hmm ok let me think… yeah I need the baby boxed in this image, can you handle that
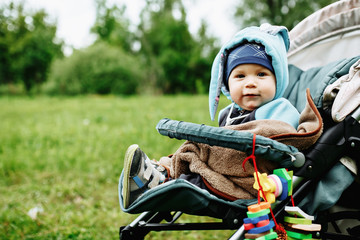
[122,24,300,208]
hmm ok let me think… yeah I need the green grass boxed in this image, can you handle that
[0,95,234,239]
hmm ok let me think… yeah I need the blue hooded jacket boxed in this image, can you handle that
[209,24,300,128]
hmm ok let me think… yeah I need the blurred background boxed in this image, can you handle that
[0,0,337,96]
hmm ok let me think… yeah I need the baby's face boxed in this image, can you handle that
[228,64,276,111]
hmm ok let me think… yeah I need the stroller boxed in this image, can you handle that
[119,0,360,239]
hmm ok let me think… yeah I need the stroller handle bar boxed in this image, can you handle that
[156,118,305,168]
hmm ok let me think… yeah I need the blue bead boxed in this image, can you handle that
[247,220,275,234]
[243,214,269,224]
[278,177,288,200]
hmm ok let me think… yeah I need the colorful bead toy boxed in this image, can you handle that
[242,138,309,240]
[247,167,323,239]
[243,202,278,240]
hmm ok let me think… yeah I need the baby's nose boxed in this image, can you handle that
[245,77,257,87]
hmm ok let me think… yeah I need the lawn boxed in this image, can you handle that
[0,95,234,239]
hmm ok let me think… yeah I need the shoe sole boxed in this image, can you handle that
[122,144,139,208]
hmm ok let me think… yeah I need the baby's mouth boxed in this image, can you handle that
[244,94,259,97]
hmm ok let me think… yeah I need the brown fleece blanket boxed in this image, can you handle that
[159,89,323,200]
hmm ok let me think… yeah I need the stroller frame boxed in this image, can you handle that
[119,107,360,240]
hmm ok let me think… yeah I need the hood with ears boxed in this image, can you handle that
[209,24,290,121]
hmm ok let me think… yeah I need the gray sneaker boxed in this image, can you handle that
[122,144,166,208]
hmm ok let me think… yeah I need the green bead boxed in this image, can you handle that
[286,230,312,239]
[247,208,270,218]
[284,216,312,225]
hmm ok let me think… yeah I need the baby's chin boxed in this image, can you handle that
[241,105,257,111]
[242,102,269,111]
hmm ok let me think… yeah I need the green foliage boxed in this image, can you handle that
[0,95,232,239]
[44,0,219,96]
[234,0,338,30]
[91,0,134,52]
[189,21,220,94]
[0,2,63,92]
[44,42,143,95]
[138,0,218,94]
[2,0,339,95]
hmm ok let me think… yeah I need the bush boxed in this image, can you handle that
[44,42,143,95]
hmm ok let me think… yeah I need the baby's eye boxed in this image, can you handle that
[257,72,266,77]
[236,74,245,78]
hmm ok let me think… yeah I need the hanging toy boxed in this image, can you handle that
[241,134,287,239]
[244,137,322,240]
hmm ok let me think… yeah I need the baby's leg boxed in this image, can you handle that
[122,144,168,208]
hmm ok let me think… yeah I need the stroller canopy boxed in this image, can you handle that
[288,0,360,70]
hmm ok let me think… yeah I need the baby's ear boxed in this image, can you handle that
[260,23,290,51]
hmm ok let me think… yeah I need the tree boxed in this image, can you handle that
[45,42,143,95]
[188,20,220,94]
[0,2,18,85]
[234,0,338,30]
[137,0,218,94]
[0,2,63,92]
[91,0,134,52]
